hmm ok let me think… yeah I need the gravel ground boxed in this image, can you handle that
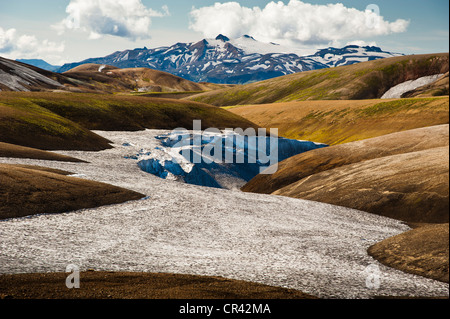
[0,129,448,299]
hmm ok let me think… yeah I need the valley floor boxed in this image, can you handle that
[0,129,448,299]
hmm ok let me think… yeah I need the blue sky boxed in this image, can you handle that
[0,0,448,65]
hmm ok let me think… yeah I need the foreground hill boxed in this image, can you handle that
[243,125,449,195]
[0,164,145,220]
[0,57,225,94]
[188,53,449,106]
[369,224,449,283]
[227,97,449,144]
[272,146,449,224]
[0,271,316,299]
[0,92,257,151]
[244,125,449,224]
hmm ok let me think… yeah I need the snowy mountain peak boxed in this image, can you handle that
[215,34,231,42]
[57,36,403,84]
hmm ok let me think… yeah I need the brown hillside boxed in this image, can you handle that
[272,147,449,224]
[243,125,449,195]
[1,58,229,94]
[368,224,449,283]
[188,53,449,106]
[64,64,211,93]
[0,272,317,299]
[0,164,145,220]
[0,92,257,151]
[228,97,449,144]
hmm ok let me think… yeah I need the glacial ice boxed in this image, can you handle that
[381,74,444,99]
[132,130,327,189]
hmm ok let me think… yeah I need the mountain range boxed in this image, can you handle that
[55,35,403,84]
[16,59,61,72]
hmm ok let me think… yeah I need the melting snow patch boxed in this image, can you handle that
[381,74,444,99]
[68,173,88,178]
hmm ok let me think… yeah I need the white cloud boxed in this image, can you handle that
[54,0,170,40]
[0,27,65,64]
[189,1,410,47]
[346,40,378,47]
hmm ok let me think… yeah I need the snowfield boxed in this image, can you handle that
[381,74,445,99]
[0,129,448,299]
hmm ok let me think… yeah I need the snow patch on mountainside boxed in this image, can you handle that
[381,74,445,99]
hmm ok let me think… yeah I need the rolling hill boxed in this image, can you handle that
[57,35,402,84]
[242,125,449,195]
[227,97,449,144]
[1,57,226,94]
[243,125,449,224]
[368,223,449,283]
[0,92,258,151]
[0,271,316,299]
[188,53,449,106]
[62,63,229,94]
[0,164,145,220]
[0,57,66,92]
[0,142,85,162]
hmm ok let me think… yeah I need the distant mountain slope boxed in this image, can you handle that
[0,57,224,94]
[0,163,145,220]
[57,35,402,84]
[242,125,449,195]
[309,45,401,68]
[189,53,449,105]
[16,59,61,72]
[402,72,449,98]
[0,57,65,92]
[63,63,225,93]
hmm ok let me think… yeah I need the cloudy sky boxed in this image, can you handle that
[0,0,448,65]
